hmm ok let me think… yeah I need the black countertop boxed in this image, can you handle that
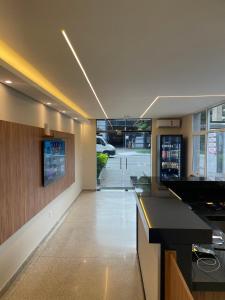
[192,248,225,291]
[133,177,212,245]
[133,176,225,292]
[162,176,225,204]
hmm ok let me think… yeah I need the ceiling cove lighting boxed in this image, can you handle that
[140,96,159,118]
[61,29,112,127]
[4,80,12,84]
[0,40,89,119]
[140,94,225,118]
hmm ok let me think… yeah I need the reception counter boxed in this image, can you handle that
[133,177,225,300]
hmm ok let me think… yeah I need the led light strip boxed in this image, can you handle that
[0,40,89,119]
[140,96,159,118]
[168,188,182,201]
[62,30,112,127]
[140,94,225,118]
[139,197,152,228]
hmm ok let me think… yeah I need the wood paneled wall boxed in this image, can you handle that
[0,120,75,245]
[165,251,194,300]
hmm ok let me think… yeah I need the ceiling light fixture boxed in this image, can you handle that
[0,40,89,119]
[61,110,66,114]
[46,102,52,105]
[5,80,12,84]
[140,96,159,118]
[140,94,225,118]
[74,117,78,120]
[61,29,112,127]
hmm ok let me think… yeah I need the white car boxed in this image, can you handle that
[96,135,116,156]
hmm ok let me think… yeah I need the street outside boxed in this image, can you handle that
[99,148,151,188]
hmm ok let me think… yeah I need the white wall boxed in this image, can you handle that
[82,119,97,190]
[0,83,84,291]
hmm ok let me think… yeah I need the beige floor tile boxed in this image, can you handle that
[1,191,144,300]
[2,256,144,300]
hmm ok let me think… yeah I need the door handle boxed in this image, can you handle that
[120,157,122,169]
[126,157,127,170]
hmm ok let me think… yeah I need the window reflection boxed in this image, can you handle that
[208,104,225,130]
[96,119,151,133]
[193,111,206,132]
[207,132,225,179]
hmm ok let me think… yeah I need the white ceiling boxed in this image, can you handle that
[1,0,225,119]
[0,66,52,104]
[0,66,86,120]
[148,96,225,118]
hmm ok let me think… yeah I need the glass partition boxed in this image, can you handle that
[192,135,205,176]
[96,119,151,189]
[207,132,225,179]
[96,119,151,133]
[193,111,206,132]
[208,104,225,130]
[192,103,225,177]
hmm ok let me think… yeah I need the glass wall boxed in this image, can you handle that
[96,119,151,133]
[192,135,205,176]
[192,103,225,179]
[208,103,225,130]
[192,111,206,176]
[193,111,206,132]
[207,132,225,179]
[96,119,151,148]
[96,119,151,189]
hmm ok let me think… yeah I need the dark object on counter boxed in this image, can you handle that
[163,177,225,204]
[192,244,216,261]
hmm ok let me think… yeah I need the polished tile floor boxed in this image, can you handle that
[1,191,145,300]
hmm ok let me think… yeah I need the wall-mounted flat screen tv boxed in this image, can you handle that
[42,139,65,186]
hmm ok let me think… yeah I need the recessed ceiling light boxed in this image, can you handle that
[5,80,12,84]
[61,29,112,127]
[46,102,52,105]
[61,110,66,114]
[74,117,78,120]
[0,40,89,119]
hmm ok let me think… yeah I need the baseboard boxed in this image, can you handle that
[0,191,81,297]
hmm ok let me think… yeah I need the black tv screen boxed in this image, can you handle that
[43,139,65,186]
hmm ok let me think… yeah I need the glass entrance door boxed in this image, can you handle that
[122,132,151,187]
[96,119,151,190]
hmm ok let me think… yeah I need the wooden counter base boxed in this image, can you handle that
[165,251,193,300]
[165,251,225,300]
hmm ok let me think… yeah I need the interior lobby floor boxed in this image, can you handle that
[1,191,145,300]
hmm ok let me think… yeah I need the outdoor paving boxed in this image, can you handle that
[100,149,151,188]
